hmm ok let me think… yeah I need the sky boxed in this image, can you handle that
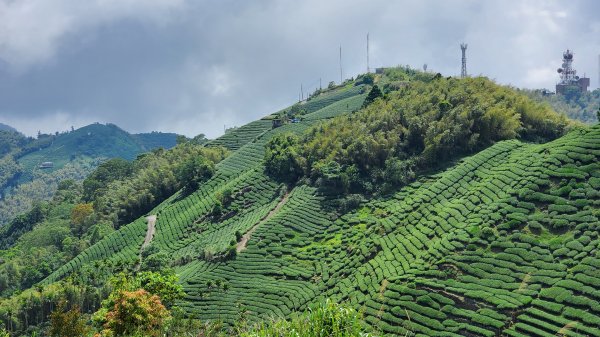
[0,0,599,138]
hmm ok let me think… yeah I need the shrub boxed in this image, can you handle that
[264,133,303,183]
[49,301,90,337]
[99,289,171,337]
[239,299,370,337]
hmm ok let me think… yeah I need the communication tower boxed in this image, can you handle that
[556,49,589,94]
[460,43,468,78]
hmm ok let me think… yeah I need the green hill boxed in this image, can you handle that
[0,124,18,133]
[0,123,180,227]
[17,123,163,180]
[1,69,599,337]
[132,131,179,151]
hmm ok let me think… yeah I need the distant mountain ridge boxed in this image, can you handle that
[0,122,180,226]
[0,123,18,133]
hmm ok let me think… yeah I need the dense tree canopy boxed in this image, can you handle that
[266,76,570,194]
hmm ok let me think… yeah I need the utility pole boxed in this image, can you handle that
[301,84,304,101]
[339,45,343,83]
[367,33,370,73]
[319,78,322,90]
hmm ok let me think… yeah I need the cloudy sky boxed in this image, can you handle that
[0,0,599,138]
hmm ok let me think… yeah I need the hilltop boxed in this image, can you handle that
[0,124,18,133]
[0,68,599,337]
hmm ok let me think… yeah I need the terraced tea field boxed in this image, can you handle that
[41,80,600,336]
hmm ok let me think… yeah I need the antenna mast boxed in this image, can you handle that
[339,45,343,83]
[367,33,370,73]
[460,43,468,78]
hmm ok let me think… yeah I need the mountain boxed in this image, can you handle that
[133,131,179,151]
[0,123,180,226]
[0,123,18,133]
[0,68,599,337]
[17,123,176,179]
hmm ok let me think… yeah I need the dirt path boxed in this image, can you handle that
[237,193,289,253]
[135,215,157,271]
[142,215,157,249]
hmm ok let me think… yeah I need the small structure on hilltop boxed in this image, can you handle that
[39,162,54,169]
[556,49,590,95]
[272,118,284,129]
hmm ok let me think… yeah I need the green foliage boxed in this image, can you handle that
[2,67,599,337]
[93,272,182,336]
[525,88,600,124]
[99,288,171,337]
[83,158,133,201]
[240,300,369,337]
[177,155,216,194]
[0,158,100,226]
[361,84,382,108]
[49,301,90,337]
[93,144,227,227]
[264,133,303,183]
[296,76,568,194]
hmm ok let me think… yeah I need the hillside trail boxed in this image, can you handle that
[142,215,157,249]
[136,215,157,270]
[237,192,289,253]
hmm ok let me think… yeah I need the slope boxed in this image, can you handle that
[41,83,368,287]
[10,71,598,336]
[0,123,17,133]
[18,123,155,180]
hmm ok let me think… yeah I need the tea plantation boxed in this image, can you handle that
[39,81,600,336]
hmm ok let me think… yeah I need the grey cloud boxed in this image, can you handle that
[0,0,598,138]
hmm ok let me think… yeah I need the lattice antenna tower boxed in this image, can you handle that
[557,49,576,84]
[460,43,468,78]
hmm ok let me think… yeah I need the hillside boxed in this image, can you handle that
[1,69,598,336]
[0,123,179,226]
[0,124,18,133]
[16,123,176,181]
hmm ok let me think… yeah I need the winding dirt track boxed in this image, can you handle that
[237,193,289,253]
[142,215,157,249]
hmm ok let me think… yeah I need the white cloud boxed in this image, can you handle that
[0,110,98,136]
[1,0,599,139]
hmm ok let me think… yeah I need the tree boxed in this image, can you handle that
[71,203,94,227]
[362,84,383,107]
[82,158,133,201]
[101,289,171,337]
[49,301,90,337]
[177,156,215,193]
[264,133,303,183]
[597,107,600,122]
